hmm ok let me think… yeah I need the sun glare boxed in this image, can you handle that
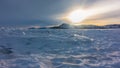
[67,9,91,23]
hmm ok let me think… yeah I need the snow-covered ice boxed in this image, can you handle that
[0,28,120,68]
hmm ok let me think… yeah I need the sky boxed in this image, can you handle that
[0,0,120,26]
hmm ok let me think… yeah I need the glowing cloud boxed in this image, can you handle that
[63,0,120,25]
[67,9,90,23]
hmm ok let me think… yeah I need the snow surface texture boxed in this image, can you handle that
[0,28,120,68]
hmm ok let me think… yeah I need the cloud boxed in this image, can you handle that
[79,0,120,25]
[0,0,120,26]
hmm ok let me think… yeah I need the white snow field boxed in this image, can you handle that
[0,28,120,68]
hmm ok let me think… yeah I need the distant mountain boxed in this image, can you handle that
[49,23,74,29]
[29,23,73,29]
[29,23,120,29]
[105,24,120,29]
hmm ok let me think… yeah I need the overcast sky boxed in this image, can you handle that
[0,0,120,26]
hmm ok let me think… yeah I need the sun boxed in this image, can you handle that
[66,9,91,24]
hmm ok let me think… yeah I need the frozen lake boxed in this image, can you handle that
[0,29,120,68]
